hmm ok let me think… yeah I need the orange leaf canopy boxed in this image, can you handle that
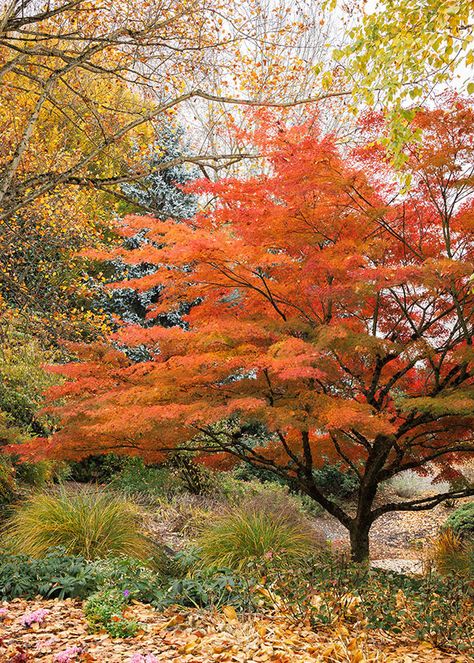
[19,103,474,482]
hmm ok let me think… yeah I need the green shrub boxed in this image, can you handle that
[261,552,473,651]
[167,452,218,495]
[133,546,253,610]
[0,456,17,506]
[155,567,251,610]
[443,501,474,540]
[15,459,70,487]
[232,462,287,485]
[296,492,326,517]
[312,463,359,499]
[68,454,127,483]
[0,550,172,602]
[0,320,58,435]
[109,457,172,500]
[0,548,98,599]
[197,492,324,570]
[2,487,153,560]
[220,476,280,503]
[84,588,140,638]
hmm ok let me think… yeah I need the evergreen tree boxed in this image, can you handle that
[123,124,198,219]
[104,124,198,329]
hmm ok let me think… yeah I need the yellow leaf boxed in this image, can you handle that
[321,71,333,90]
[255,621,267,637]
[178,641,198,654]
[222,605,238,621]
[160,614,185,629]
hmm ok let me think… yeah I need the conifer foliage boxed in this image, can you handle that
[122,124,198,220]
[18,100,474,560]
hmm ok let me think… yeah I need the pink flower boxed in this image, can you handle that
[129,654,159,663]
[21,608,49,627]
[0,608,8,618]
[54,646,83,662]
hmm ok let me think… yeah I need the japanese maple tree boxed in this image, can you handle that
[20,100,474,561]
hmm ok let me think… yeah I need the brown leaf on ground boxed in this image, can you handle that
[0,599,471,663]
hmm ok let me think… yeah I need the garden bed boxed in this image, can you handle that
[0,598,470,662]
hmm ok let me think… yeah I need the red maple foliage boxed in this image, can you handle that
[17,99,474,560]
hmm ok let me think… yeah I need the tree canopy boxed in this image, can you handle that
[17,98,474,560]
[332,0,474,164]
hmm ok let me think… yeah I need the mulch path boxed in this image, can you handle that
[315,496,473,561]
[0,598,471,663]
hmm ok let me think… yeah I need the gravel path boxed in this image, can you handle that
[313,494,473,564]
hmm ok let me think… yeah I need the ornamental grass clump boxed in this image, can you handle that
[197,492,324,570]
[2,487,152,560]
[432,528,473,578]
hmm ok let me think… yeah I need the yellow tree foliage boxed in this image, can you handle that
[329,0,474,165]
[0,56,152,337]
[0,0,339,221]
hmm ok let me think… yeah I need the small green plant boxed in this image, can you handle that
[68,454,128,483]
[0,548,98,599]
[442,501,474,540]
[311,463,359,499]
[197,493,323,570]
[84,588,140,638]
[2,487,152,560]
[92,555,170,604]
[154,567,252,610]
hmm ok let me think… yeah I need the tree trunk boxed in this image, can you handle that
[348,434,395,562]
[349,519,371,563]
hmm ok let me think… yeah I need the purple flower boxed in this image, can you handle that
[21,608,49,627]
[54,646,82,662]
[123,589,130,598]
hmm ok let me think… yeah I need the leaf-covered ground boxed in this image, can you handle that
[315,496,471,563]
[0,598,470,663]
